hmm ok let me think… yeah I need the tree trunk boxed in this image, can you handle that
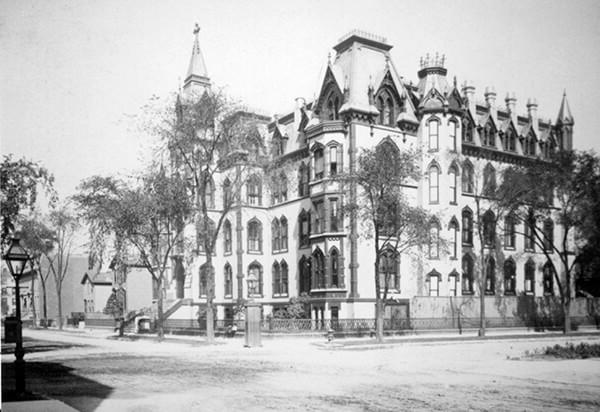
[478,252,486,337]
[205,254,215,344]
[156,277,164,340]
[375,299,384,343]
[563,298,571,334]
[31,274,37,328]
[57,284,63,330]
[41,280,48,327]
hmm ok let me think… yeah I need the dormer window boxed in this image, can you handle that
[524,132,536,156]
[375,89,397,127]
[504,129,516,152]
[462,119,473,143]
[481,123,495,147]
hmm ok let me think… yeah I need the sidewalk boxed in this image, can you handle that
[3,400,79,412]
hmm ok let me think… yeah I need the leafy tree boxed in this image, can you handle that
[500,150,599,333]
[340,143,434,343]
[75,169,192,339]
[154,89,267,343]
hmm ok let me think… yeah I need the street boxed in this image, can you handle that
[2,329,600,411]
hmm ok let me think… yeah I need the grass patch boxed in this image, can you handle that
[542,342,600,359]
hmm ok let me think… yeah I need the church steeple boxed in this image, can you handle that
[556,90,574,126]
[183,23,210,93]
[555,91,574,150]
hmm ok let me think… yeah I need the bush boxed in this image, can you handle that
[544,342,600,359]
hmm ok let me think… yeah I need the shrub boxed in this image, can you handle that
[543,342,600,359]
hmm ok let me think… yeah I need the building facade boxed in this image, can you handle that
[164,29,575,326]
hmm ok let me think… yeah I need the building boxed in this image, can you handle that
[163,29,575,327]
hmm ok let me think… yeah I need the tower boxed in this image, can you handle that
[183,23,210,94]
[555,91,574,151]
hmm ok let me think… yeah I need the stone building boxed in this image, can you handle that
[164,29,575,326]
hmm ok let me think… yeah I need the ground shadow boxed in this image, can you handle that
[2,361,113,412]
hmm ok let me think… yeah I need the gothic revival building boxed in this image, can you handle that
[166,29,574,325]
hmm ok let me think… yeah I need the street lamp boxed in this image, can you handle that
[247,271,258,299]
[244,270,261,347]
[3,238,31,396]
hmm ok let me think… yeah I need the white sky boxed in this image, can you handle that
[2,0,599,199]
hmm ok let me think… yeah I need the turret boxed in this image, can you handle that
[555,91,574,150]
[183,23,210,94]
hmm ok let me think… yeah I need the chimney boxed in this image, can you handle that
[526,98,538,120]
[461,80,475,112]
[505,92,516,115]
[484,86,497,108]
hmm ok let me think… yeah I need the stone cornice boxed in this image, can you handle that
[305,120,346,139]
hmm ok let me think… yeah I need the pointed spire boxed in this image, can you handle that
[556,90,574,125]
[183,23,210,92]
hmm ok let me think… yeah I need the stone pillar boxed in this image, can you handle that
[244,302,262,347]
[348,122,359,297]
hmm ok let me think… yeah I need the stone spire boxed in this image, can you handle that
[556,90,574,125]
[183,23,210,93]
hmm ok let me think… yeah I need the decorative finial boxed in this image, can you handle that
[327,51,331,65]
[385,54,390,69]
[453,76,457,88]
[441,54,446,67]
[193,23,200,35]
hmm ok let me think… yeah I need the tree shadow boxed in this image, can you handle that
[514,295,564,331]
[2,361,113,412]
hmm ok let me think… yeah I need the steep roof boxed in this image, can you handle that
[556,91,574,125]
[183,24,210,90]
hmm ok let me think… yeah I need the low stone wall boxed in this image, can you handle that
[84,312,115,329]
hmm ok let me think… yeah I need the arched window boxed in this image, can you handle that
[223,178,232,209]
[524,259,535,294]
[313,248,325,289]
[197,218,216,254]
[299,209,311,247]
[247,262,263,297]
[199,264,213,298]
[448,269,459,296]
[504,258,516,295]
[273,260,289,296]
[223,219,232,254]
[377,96,385,125]
[428,118,439,151]
[272,261,280,296]
[247,174,262,205]
[543,261,554,296]
[462,254,474,294]
[378,248,400,291]
[462,161,474,194]
[483,163,496,196]
[462,118,473,143]
[449,119,458,151]
[203,174,215,209]
[298,162,309,197]
[247,219,262,253]
[429,219,440,259]
[314,147,324,180]
[330,198,340,232]
[448,164,458,204]
[462,208,473,246]
[280,216,288,251]
[524,218,535,251]
[482,122,495,147]
[483,210,496,247]
[329,145,342,176]
[330,247,340,288]
[485,257,495,294]
[271,218,281,252]
[299,256,311,294]
[449,218,459,259]
[325,92,340,121]
[525,132,536,156]
[426,270,440,296]
[224,263,233,297]
[543,219,554,252]
[428,163,440,204]
[504,214,516,249]
[504,129,516,152]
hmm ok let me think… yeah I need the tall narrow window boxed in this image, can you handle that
[377,96,385,125]
[504,215,516,249]
[525,259,535,294]
[247,175,261,205]
[378,248,399,291]
[449,218,459,259]
[299,210,310,247]
[429,220,440,259]
[223,219,232,254]
[280,260,288,295]
[271,218,280,252]
[462,209,473,246]
[503,259,516,295]
[448,270,459,296]
[203,175,215,209]
[313,249,325,289]
[543,262,554,295]
[485,257,495,294]
[247,262,263,297]
[247,219,262,253]
[280,217,288,251]
[462,254,474,294]
[449,119,458,151]
[329,146,338,176]
[524,219,535,251]
[299,256,311,294]
[428,119,439,151]
[272,261,281,296]
[224,264,233,297]
[449,165,458,204]
[483,163,496,196]
[223,178,232,209]
[330,198,339,232]
[462,119,473,142]
[280,172,288,202]
[543,219,554,252]
[298,163,309,197]
[199,264,212,298]
[427,271,440,296]
[429,164,439,204]
[462,161,474,194]
[330,248,339,288]
[314,201,324,234]
[314,148,324,180]
[483,210,495,247]
[385,98,394,126]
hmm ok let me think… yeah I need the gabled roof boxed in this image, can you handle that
[419,87,446,110]
[478,112,497,130]
[520,122,537,140]
[81,271,113,285]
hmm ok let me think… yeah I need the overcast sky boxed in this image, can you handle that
[2,0,599,199]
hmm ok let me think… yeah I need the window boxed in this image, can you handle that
[298,162,309,197]
[462,254,474,294]
[313,249,325,289]
[223,219,232,254]
[280,217,288,251]
[504,215,516,249]
[524,259,535,294]
[247,262,263,297]
[483,163,496,196]
[272,261,288,297]
[299,256,311,294]
[481,123,495,147]
[203,174,215,209]
[524,133,536,156]
[199,264,212,298]
[330,248,340,287]
[223,178,232,209]
[428,164,440,204]
[325,93,340,121]
[428,118,439,151]
[314,201,324,234]
[543,219,554,252]
[329,145,341,176]
[462,118,473,142]
[504,259,516,295]
[330,198,340,232]
[271,218,281,252]
[197,218,216,254]
[427,270,440,296]
[504,130,516,152]
[449,218,459,259]
[299,210,311,247]
[543,262,554,295]
[448,270,459,296]
[247,175,262,205]
[247,219,262,253]
[485,257,495,294]
[462,208,473,246]
[378,248,400,291]
[429,220,440,259]
[524,219,535,251]
[449,165,458,204]
[224,264,233,297]
[314,147,324,180]
[449,119,458,151]
[279,172,288,202]
[377,92,396,126]
[483,210,495,247]
[462,161,474,194]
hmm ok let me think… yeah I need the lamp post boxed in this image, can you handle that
[244,271,261,347]
[3,238,31,396]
